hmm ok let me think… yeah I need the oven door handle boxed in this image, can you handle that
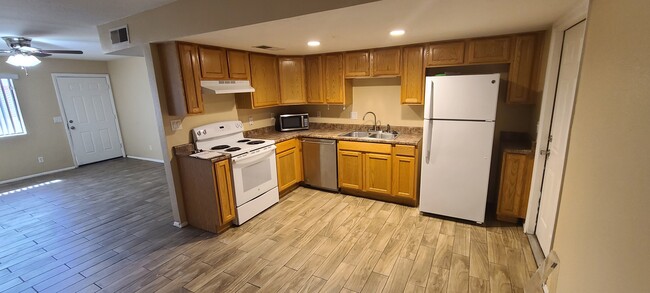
[231,145,276,165]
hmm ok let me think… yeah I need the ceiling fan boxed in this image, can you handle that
[1,36,83,67]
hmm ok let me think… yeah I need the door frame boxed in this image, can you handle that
[51,73,126,167]
[523,0,589,235]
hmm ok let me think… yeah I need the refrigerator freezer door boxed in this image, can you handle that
[419,120,495,223]
[424,74,500,121]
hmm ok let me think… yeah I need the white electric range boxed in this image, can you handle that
[191,120,278,225]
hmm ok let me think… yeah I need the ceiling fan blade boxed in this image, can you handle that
[32,52,52,57]
[40,50,83,54]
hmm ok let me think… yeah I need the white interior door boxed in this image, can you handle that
[536,21,587,255]
[54,76,124,165]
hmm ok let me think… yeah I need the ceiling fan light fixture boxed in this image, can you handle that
[6,54,41,67]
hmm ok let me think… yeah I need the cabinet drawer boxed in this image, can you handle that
[276,138,297,153]
[338,141,391,154]
[392,145,415,157]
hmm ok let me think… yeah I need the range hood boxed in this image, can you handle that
[201,80,255,95]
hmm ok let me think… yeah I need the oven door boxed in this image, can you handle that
[230,145,278,206]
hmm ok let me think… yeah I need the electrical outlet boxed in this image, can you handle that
[53,116,63,124]
[37,156,44,163]
[351,111,358,119]
[170,119,182,131]
[248,116,253,125]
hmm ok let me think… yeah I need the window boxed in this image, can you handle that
[0,78,26,137]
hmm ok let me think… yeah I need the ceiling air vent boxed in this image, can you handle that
[109,25,130,48]
[253,45,284,51]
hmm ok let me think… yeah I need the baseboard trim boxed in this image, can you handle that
[173,221,188,228]
[127,155,164,163]
[0,166,76,185]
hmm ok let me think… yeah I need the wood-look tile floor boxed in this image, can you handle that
[0,158,538,293]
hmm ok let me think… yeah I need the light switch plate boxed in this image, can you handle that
[248,116,253,125]
[53,116,63,124]
[170,119,182,131]
[351,111,358,119]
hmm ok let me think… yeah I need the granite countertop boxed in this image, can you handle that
[245,123,423,146]
[172,143,231,162]
[500,132,534,154]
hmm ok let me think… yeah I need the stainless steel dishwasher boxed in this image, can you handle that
[301,138,338,192]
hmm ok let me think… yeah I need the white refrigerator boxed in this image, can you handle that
[419,74,500,223]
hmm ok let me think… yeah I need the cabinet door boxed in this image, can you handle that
[214,160,236,224]
[507,34,539,104]
[323,54,345,104]
[392,155,416,199]
[372,47,401,76]
[344,51,371,77]
[177,43,204,114]
[364,153,392,195]
[249,53,280,107]
[425,41,465,67]
[199,46,229,80]
[305,55,324,104]
[278,57,307,104]
[401,45,425,104]
[467,37,512,64]
[497,152,529,218]
[227,50,250,80]
[276,147,300,192]
[338,150,363,190]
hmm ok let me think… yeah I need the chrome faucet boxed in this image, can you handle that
[363,111,378,131]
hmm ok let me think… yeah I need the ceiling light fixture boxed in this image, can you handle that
[390,29,406,36]
[6,54,41,67]
[307,41,321,47]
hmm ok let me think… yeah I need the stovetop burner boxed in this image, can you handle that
[211,145,230,150]
[237,139,251,143]
[247,140,265,145]
[225,147,241,152]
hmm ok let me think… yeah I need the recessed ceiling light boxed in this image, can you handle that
[307,41,320,47]
[390,29,405,36]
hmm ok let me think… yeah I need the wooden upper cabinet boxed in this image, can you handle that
[401,45,425,105]
[305,55,324,104]
[278,57,306,104]
[467,37,512,64]
[198,46,229,80]
[344,51,371,77]
[372,47,401,76]
[507,33,540,104]
[214,160,236,224]
[425,41,465,67]
[249,53,280,108]
[226,50,250,80]
[323,53,351,104]
[177,43,204,114]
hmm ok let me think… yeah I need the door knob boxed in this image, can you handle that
[70,126,76,130]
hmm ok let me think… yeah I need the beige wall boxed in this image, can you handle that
[550,0,650,292]
[107,57,163,161]
[0,59,108,182]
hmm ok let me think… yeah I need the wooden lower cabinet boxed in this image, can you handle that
[363,153,392,194]
[175,149,236,233]
[497,151,534,221]
[275,139,303,194]
[338,141,419,205]
[338,150,363,190]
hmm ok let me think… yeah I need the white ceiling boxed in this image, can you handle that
[181,0,580,55]
[0,0,580,61]
[0,0,177,60]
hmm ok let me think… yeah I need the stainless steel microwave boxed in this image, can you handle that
[276,113,309,131]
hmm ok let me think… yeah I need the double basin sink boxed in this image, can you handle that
[339,130,399,140]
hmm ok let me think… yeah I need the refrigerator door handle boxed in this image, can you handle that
[428,81,435,118]
[424,120,433,163]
